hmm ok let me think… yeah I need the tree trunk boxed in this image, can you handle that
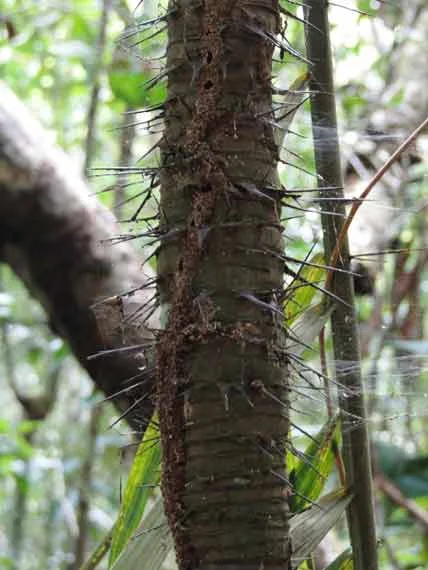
[156,2,290,570]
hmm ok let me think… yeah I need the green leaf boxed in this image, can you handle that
[290,489,352,570]
[285,254,327,324]
[289,302,335,357]
[109,71,148,108]
[111,497,172,570]
[0,418,11,433]
[291,415,340,513]
[324,548,353,570]
[108,418,161,568]
[70,14,96,44]
[0,556,13,569]
[108,71,166,109]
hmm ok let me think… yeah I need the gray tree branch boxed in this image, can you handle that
[0,82,155,430]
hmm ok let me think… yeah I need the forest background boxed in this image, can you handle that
[0,1,428,569]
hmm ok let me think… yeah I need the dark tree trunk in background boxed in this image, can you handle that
[156,2,290,570]
[0,85,156,431]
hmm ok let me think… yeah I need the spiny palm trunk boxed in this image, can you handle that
[156,2,290,570]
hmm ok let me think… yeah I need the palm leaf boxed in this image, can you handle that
[290,489,352,570]
[291,414,341,513]
[111,497,172,570]
[108,418,161,567]
[285,253,326,325]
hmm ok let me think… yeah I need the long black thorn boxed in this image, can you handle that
[281,186,342,195]
[134,522,169,538]
[329,2,372,16]
[92,179,142,197]
[287,355,330,384]
[279,5,322,32]
[287,362,323,393]
[141,246,160,268]
[287,443,326,478]
[87,343,156,361]
[122,367,155,387]
[274,96,311,123]
[141,65,177,91]
[283,262,352,308]
[239,291,285,318]
[112,113,164,133]
[125,296,160,327]
[137,137,163,164]
[98,380,149,404]
[278,156,319,177]
[89,166,158,173]
[270,469,323,509]
[244,247,349,307]
[129,25,168,48]
[120,13,171,38]
[282,201,346,218]
[123,291,159,323]
[351,247,428,259]
[123,101,165,115]
[273,250,359,277]
[130,190,153,222]
[109,392,151,428]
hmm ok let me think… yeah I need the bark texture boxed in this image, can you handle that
[0,83,156,430]
[156,2,290,570]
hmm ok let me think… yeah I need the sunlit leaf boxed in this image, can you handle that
[290,489,352,570]
[109,71,166,109]
[291,415,340,513]
[285,253,327,324]
[108,418,161,567]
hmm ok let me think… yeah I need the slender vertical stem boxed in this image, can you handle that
[83,0,113,175]
[304,3,378,570]
[72,403,102,570]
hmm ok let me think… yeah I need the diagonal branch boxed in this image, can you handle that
[0,82,156,431]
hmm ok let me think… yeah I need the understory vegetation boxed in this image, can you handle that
[1,1,427,569]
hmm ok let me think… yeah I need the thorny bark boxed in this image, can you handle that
[156,2,290,570]
[0,83,156,431]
